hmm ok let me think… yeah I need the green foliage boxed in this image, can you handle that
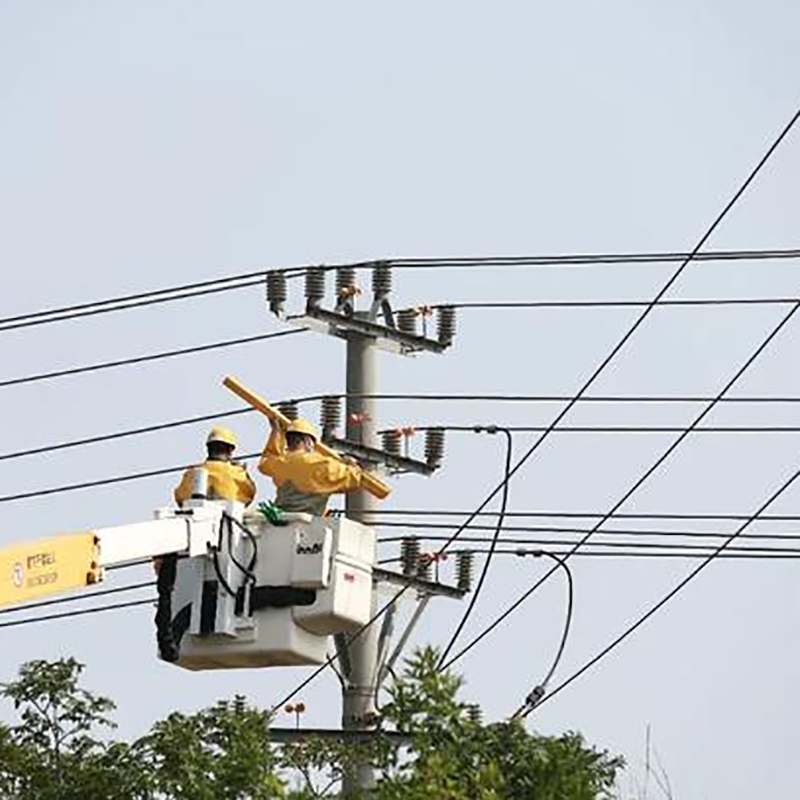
[141,696,284,799]
[0,649,623,799]
[373,646,623,800]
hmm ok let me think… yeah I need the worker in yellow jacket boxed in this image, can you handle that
[258,417,363,516]
[173,425,256,506]
[158,425,255,663]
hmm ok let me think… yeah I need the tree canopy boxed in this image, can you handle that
[0,648,623,798]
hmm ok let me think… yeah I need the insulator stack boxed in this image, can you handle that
[400,537,420,577]
[266,270,288,315]
[381,429,402,457]
[425,428,446,468]
[305,267,326,306]
[336,266,357,296]
[416,553,432,582]
[466,704,482,724]
[456,550,475,593]
[277,400,299,421]
[234,694,246,715]
[371,262,392,298]
[320,395,342,437]
[397,308,418,335]
[437,306,457,346]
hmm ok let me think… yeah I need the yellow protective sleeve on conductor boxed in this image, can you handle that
[0,532,100,608]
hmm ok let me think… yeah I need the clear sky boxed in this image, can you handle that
[1,2,799,797]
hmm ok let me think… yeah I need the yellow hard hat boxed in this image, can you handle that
[286,418,320,442]
[207,425,237,448]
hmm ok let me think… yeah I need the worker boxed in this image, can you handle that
[258,417,363,516]
[173,425,256,507]
[157,425,256,662]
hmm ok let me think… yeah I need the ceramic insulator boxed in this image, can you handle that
[424,428,446,467]
[381,429,402,457]
[437,306,457,346]
[278,400,299,421]
[397,308,418,335]
[266,270,288,314]
[400,537,420,577]
[305,267,326,305]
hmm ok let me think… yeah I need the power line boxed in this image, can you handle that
[378,534,800,555]
[4,248,800,335]
[0,277,268,334]
[0,329,304,389]
[0,581,155,617]
[441,300,800,672]
[369,508,800,523]
[387,248,800,268]
[0,597,155,629]
[437,102,800,671]
[439,427,513,665]
[7,393,800,465]
[444,297,800,310]
[534,457,800,712]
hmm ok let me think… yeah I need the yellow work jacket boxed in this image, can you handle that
[258,427,362,514]
[173,459,256,506]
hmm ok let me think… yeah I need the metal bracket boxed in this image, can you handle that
[287,305,448,355]
[372,567,466,600]
[324,436,436,476]
[268,726,411,745]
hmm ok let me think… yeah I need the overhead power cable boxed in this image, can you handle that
[0,277,269,334]
[443,297,800,311]
[0,329,303,389]
[4,248,800,335]
[0,597,155,630]
[0,581,155,617]
[439,427,513,664]
[386,248,800,268]
[533,456,800,713]
[437,102,800,671]
[443,298,800,672]
[369,508,800,523]
[378,534,800,555]
[7,392,800,465]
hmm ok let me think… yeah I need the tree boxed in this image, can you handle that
[0,650,624,799]
[0,657,149,799]
[370,646,623,799]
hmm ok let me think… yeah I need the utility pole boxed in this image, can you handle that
[342,325,381,792]
[266,263,464,795]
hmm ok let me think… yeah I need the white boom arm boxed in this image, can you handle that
[0,505,224,609]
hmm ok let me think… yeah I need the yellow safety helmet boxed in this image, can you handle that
[286,418,320,442]
[207,425,238,448]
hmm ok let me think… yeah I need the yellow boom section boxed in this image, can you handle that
[223,375,391,500]
[0,532,101,608]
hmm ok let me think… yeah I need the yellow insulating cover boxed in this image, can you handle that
[0,532,101,609]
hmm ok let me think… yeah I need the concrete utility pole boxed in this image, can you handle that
[342,326,381,792]
[266,263,462,796]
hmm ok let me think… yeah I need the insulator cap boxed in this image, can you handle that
[266,270,288,315]
[320,396,342,436]
[456,550,475,592]
[397,308,418,335]
[437,306,457,346]
[305,267,326,305]
[400,537,420,577]
[336,266,357,296]
[381,429,402,457]
[277,400,299,421]
[424,428,446,468]
[372,262,392,298]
